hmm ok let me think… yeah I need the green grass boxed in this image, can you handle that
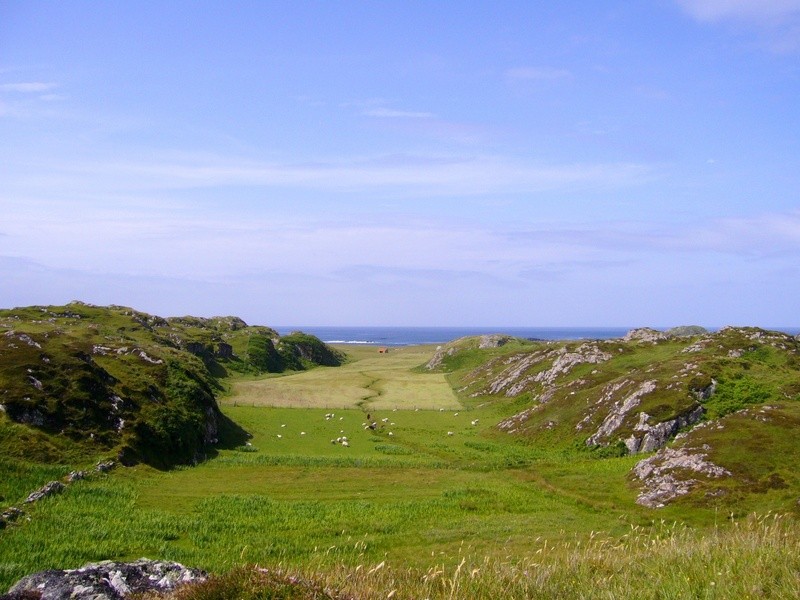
[229,345,459,410]
[3,334,800,597]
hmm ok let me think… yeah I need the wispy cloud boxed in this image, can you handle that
[2,152,655,197]
[0,82,58,93]
[676,0,800,22]
[505,67,572,81]
[508,211,800,258]
[675,0,800,51]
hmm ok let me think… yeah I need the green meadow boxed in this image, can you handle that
[2,343,799,598]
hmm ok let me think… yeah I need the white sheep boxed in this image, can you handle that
[342,440,350,447]
[447,431,454,436]
[300,431,306,436]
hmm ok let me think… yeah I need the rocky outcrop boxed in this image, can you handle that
[666,325,707,337]
[3,559,206,600]
[585,380,656,446]
[633,446,731,508]
[624,405,704,453]
[623,328,668,343]
[478,334,512,349]
[487,344,612,398]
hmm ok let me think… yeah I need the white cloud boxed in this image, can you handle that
[0,82,58,93]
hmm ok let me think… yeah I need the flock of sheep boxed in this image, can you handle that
[272,410,479,448]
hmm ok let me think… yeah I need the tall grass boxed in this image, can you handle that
[167,513,800,599]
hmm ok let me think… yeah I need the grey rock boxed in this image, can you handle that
[5,558,206,600]
[633,447,731,508]
[623,328,667,343]
[67,471,88,483]
[478,334,511,349]
[94,461,115,473]
[24,481,64,504]
[585,380,656,447]
[0,506,25,529]
[625,405,705,454]
[665,325,707,337]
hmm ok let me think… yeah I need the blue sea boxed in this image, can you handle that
[274,325,800,346]
[274,326,634,346]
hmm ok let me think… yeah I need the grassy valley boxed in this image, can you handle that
[1,306,800,598]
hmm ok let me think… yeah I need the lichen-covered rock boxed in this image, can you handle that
[633,447,731,508]
[585,380,656,446]
[4,559,206,600]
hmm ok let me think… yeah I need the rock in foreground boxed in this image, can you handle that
[3,559,206,600]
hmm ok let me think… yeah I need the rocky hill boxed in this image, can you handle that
[0,302,344,468]
[428,326,800,510]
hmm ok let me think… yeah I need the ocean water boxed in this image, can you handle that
[273,326,634,346]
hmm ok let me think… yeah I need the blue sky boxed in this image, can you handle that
[1,1,799,327]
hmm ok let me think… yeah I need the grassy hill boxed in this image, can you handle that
[427,326,800,512]
[0,302,344,471]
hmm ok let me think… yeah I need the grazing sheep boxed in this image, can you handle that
[471,420,478,426]
[281,424,286,428]
[388,432,393,436]
[342,440,350,447]
[300,431,306,436]
[277,434,282,439]
[447,431,454,436]
[454,412,459,416]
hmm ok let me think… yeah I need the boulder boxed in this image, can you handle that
[3,559,206,600]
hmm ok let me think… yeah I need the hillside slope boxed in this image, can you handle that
[0,302,344,469]
[428,327,800,510]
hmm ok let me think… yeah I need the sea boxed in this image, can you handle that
[274,326,633,346]
[273,325,800,347]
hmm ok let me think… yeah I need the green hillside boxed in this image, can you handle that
[0,302,343,470]
[428,326,800,511]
